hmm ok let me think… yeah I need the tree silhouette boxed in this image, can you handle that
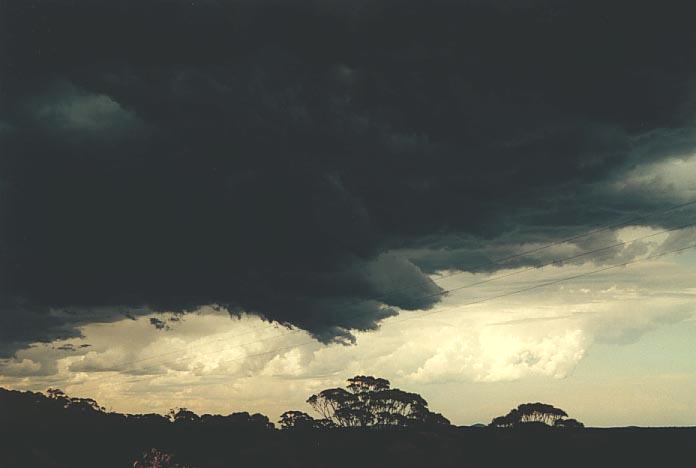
[490,403,582,429]
[490,411,518,428]
[168,408,200,424]
[306,375,451,429]
[517,403,567,424]
[46,387,106,413]
[554,418,585,429]
[347,375,390,394]
[278,410,333,430]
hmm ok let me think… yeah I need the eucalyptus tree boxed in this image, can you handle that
[278,410,329,430]
[517,403,567,425]
[306,375,450,429]
[490,403,581,428]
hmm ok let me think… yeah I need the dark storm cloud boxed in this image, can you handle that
[1,0,696,356]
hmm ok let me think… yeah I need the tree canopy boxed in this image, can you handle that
[554,418,585,429]
[278,411,326,431]
[300,375,451,430]
[490,403,583,429]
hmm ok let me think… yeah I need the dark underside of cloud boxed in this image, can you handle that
[1,0,696,356]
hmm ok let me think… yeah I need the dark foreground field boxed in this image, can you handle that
[1,388,693,468]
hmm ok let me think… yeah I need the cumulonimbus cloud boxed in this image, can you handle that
[1,0,696,356]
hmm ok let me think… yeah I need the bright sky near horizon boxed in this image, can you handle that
[3,225,695,427]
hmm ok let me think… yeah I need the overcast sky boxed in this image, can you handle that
[1,0,696,426]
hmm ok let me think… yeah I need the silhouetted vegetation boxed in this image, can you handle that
[302,375,450,429]
[554,418,585,429]
[278,410,336,431]
[490,402,582,428]
[0,378,692,467]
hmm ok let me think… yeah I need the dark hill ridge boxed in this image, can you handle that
[1,387,694,468]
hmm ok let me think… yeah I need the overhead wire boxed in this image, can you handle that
[33,222,695,387]
[32,199,696,381]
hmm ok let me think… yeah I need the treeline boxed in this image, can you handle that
[1,375,585,433]
[0,385,277,467]
[1,378,694,468]
[0,375,584,468]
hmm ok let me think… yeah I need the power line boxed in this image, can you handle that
[119,241,696,384]
[400,243,696,326]
[34,200,696,379]
[33,221,696,386]
[457,198,696,268]
[282,198,696,319]
[38,233,695,388]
